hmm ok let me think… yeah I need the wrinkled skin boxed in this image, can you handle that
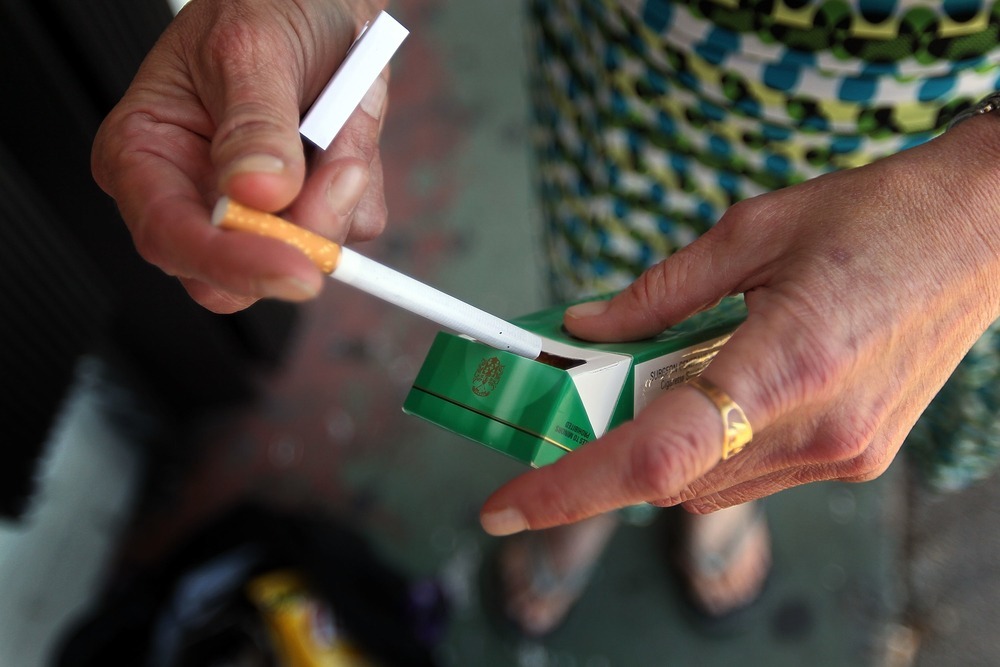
[92,0,388,313]
[91,0,1000,537]
[479,119,1000,535]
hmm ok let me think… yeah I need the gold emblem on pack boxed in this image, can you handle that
[472,357,505,397]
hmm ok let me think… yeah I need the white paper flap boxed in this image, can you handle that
[300,11,409,149]
[538,338,631,439]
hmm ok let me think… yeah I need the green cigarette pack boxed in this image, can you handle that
[402,296,747,468]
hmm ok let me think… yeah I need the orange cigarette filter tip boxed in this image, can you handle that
[211,197,342,274]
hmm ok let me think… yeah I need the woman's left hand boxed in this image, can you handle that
[479,116,1000,536]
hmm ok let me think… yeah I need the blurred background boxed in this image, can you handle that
[2,0,999,665]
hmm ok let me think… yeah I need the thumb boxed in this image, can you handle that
[212,77,308,213]
[563,211,772,342]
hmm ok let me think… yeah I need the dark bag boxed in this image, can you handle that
[53,503,448,667]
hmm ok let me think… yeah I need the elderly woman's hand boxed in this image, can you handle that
[92,0,390,313]
[480,117,1000,535]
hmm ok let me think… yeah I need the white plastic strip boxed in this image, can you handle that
[300,11,409,149]
[333,248,543,359]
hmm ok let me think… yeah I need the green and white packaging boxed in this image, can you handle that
[403,296,747,468]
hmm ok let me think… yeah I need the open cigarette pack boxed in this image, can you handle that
[403,295,747,467]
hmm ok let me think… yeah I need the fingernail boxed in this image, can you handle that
[223,154,286,181]
[565,300,610,319]
[480,507,528,536]
[261,276,319,301]
[327,164,369,216]
[359,75,388,120]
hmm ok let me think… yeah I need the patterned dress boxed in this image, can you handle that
[527,0,1000,491]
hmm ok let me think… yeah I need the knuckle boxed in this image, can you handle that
[131,236,155,267]
[212,111,283,157]
[720,196,755,222]
[332,116,380,160]
[345,177,388,242]
[92,111,146,196]
[752,304,854,421]
[784,334,847,400]
[131,237,160,270]
[91,127,114,190]
[615,262,691,334]
[628,266,673,319]
[636,241,710,303]
[354,208,387,240]
[201,26,298,151]
[530,477,585,526]
[819,411,881,464]
[839,442,893,482]
[345,208,387,243]
[203,18,259,70]
[626,427,704,501]
[730,188,792,228]
[714,197,766,238]
[130,219,167,271]
[627,436,677,499]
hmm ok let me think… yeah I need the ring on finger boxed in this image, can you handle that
[687,375,753,461]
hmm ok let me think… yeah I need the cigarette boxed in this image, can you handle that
[213,11,541,358]
[212,198,544,359]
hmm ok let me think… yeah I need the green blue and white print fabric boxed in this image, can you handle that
[529,0,1000,491]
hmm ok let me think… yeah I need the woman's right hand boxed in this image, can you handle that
[92,0,391,313]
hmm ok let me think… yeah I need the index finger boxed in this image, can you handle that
[478,379,733,534]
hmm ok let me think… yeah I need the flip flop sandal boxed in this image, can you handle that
[480,531,599,639]
[664,503,772,636]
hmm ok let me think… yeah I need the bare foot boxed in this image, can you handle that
[676,502,771,618]
[498,513,619,637]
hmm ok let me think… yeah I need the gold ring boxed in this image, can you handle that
[687,376,752,460]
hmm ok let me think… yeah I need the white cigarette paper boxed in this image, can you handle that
[334,248,543,359]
